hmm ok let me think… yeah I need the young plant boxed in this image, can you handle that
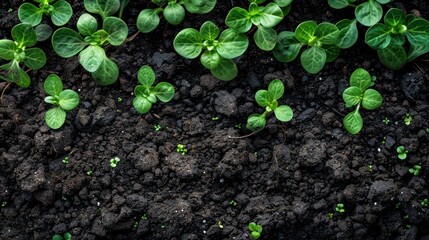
[133,65,175,114]
[365,8,429,70]
[246,79,293,131]
[421,199,428,207]
[52,232,71,240]
[0,23,47,87]
[335,203,345,213]
[273,21,340,74]
[18,0,73,26]
[248,222,263,240]
[404,113,412,126]
[176,144,187,155]
[225,0,291,51]
[110,157,120,168]
[43,74,80,129]
[84,0,120,20]
[396,146,408,160]
[342,68,382,134]
[409,165,421,176]
[52,13,128,85]
[173,21,249,81]
[137,0,217,33]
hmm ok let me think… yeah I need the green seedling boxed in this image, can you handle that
[0,23,47,87]
[225,0,291,51]
[404,113,412,126]
[62,156,69,164]
[52,13,128,85]
[335,203,345,213]
[137,0,216,33]
[273,20,341,74]
[421,199,428,207]
[84,0,121,20]
[246,79,293,131]
[425,128,429,134]
[368,164,373,171]
[396,146,408,160]
[154,124,161,131]
[176,144,187,155]
[86,169,93,176]
[43,74,80,129]
[18,0,73,27]
[142,213,148,220]
[409,165,421,176]
[229,200,237,206]
[342,68,382,134]
[328,213,334,219]
[383,117,390,125]
[217,220,224,229]
[34,24,53,42]
[248,222,263,240]
[110,157,120,168]
[52,232,71,240]
[8,8,13,13]
[133,65,175,114]
[211,116,219,121]
[173,21,249,81]
[1,201,7,207]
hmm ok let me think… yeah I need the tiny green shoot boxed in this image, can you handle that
[404,113,412,126]
[248,222,263,240]
[383,117,390,125]
[176,144,187,155]
[1,201,7,207]
[396,146,408,160]
[86,170,93,176]
[52,232,71,240]
[328,213,333,219]
[154,124,161,131]
[211,116,219,121]
[110,157,120,168]
[62,156,69,164]
[217,220,224,229]
[335,203,345,213]
[421,199,428,207]
[229,200,237,206]
[409,165,421,176]
[117,97,123,102]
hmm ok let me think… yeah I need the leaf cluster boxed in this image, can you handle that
[342,68,382,134]
[0,23,47,87]
[137,0,217,33]
[44,74,80,129]
[18,0,73,27]
[396,146,408,160]
[246,79,293,131]
[52,232,71,240]
[133,65,175,114]
[173,21,249,81]
[248,222,263,240]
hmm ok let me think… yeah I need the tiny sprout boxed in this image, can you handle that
[421,199,428,207]
[1,201,7,207]
[133,221,138,228]
[404,113,412,126]
[160,224,165,229]
[110,157,120,168]
[383,117,390,125]
[61,196,67,201]
[142,213,148,220]
[335,203,345,213]
[396,146,408,160]
[176,144,187,155]
[8,8,13,13]
[86,170,93,176]
[117,97,123,102]
[328,213,333,219]
[425,128,429,134]
[52,232,72,240]
[248,222,263,239]
[154,124,161,131]
[212,116,219,121]
[229,200,237,206]
[62,156,69,164]
[409,165,421,176]
[235,123,242,129]
[217,220,224,229]
[368,164,373,171]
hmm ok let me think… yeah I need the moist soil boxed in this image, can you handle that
[1,0,429,239]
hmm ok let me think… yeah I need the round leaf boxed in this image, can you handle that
[322,45,340,62]
[154,82,175,102]
[45,107,66,129]
[210,58,237,81]
[199,21,220,41]
[355,1,383,27]
[254,26,277,51]
[342,86,361,107]
[362,89,382,110]
[52,28,87,58]
[274,0,293,7]
[260,3,283,28]
[217,29,249,59]
[272,31,302,62]
[274,105,293,122]
[377,43,406,70]
[133,96,152,114]
[335,19,358,49]
[137,9,160,33]
[79,45,106,72]
[255,90,273,107]
[12,23,37,48]
[4,63,31,88]
[268,79,284,100]
[164,2,185,25]
[77,13,98,36]
[0,40,17,60]
[365,23,392,50]
[51,0,73,26]
[59,89,80,110]
[35,24,53,41]
[183,0,216,14]
[173,28,203,59]
[295,21,317,43]
[300,46,326,74]
[384,8,405,28]
[23,48,46,70]
[246,113,267,131]
[200,50,221,69]
[343,111,363,134]
[92,58,119,85]
[104,17,128,46]
[350,68,372,91]
[328,0,350,9]
[44,74,63,96]
[84,0,120,19]
[406,18,429,46]
[138,65,156,86]
[314,22,340,45]
[18,3,43,26]
[225,7,252,33]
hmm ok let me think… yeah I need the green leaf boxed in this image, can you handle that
[35,24,53,41]
[268,79,284,100]
[84,0,120,19]
[246,113,267,131]
[255,89,273,107]
[295,21,317,43]
[350,68,372,91]
[377,43,407,70]
[407,42,429,62]
[12,23,37,48]
[51,0,73,26]
[133,96,152,114]
[254,26,277,51]
[225,7,252,33]
[18,3,43,26]
[343,110,363,134]
[390,34,405,45]
[45,107,66,129]
[183,0,216,14]
[362,89,382,110]
[274,105,293,122]
[217,29,249,59]
[44,74,63,96]
[315,22,340,45]
[406,18,429,46]
[200,21,220,41]
[322,44,340,62]
[3,62,31,88]
[134,85,148,98]
[355,0,383,27]
[52,28,87,58]
[342,86,361,107]
[384,8,405,28]
[365,23,392,50]
[260,3,283,27]
[328,0,350,9]
[104,17,128,46]
[300,46,326,74]
[154,82,175,102]
[92,58,119,85]
[138,65,156,86]
[272,31,302,62]
[63,233,72,240]
[335,19,358,49]
[173,28,203,59]
[405,14,416,25]
[200,50,221,69]
[136,9,160,33]
[79,45,106,72]
[52,234,63,240]
[44,96,57,105]
[164,2,185,25]
[210,58,237,81]
[59,89,80,110]
[251,231,261,239]
[376,0,390,4]
[23,48,47,70]
[0,40,16,60]
[274,0,293,7]
[77,13,99,36]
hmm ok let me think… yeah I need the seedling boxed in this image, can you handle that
[137,0,217,33]
[383,117,390,125]
[368,164,373,171]
[404,113,412,126]
[117,97,123,102]
[335,203,345,213]
[273,20,341,74]
[154,124,161,131]
[211,116,219,121]
[217,220,224,229]
[328,213,334,219]
[0,23,47,87]
[246,79,293,131]
[342,68,382,134]
[421,199,428,207]
[229,200,237,206]
[52,232,71,240]
[18,0,73,26]
[248,222,263,240]
[84,0,121,20]
[1,201,7,207]
[132,65,175,114]
[176,144,187,155]
[396,146,408,160]
[86,170,93,176]
[43,74,80,129]
[52,13,128,85]
[110,157,120,168]
[174,21,249,81]
[409,165,421,176]
[62,156,69,164]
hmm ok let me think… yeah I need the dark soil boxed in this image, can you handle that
[1,0,429,239]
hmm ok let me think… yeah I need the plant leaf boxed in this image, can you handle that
[342,86,361,107]
[295,21,317,43]
[350,67,372,91]
[92,58,119,85]
[254,26,277,51]
[183,0,216,14]
[164,2,185,25]
[77,13,99,36]
[45,107,66,129]
[23,48,46,70]
[406,18,429,46]
[18,3,43,26]
[362,89,382,110]
[210,58,237,81]
[154,82,175,102]
[384,8,405,28]
[260,3,283,27]
[328,0,350,9]
[322,44,340,62]
[136,9,160,33]
[365,23,392,50]
[272,31,302,62]
[35,24,53,41]
[104,17,128,46]
[343,110,363,134]
[84,0,120,19]
[199,21,220,41]
[0,40,16,60]
[138,65,156,86]
[315,22,340,45]
[51,0,73,26]
[59,89,80,110]
[79,45,106,72]
[225,7,252,33]
[217,29,249,59]
[133,96,152,114]
[274,105,293,122]
[173,28,203,59]
[335,19,358,49]
[44,74,63,96]
[255,89,273,107]
[268,79,284,100]
[377,43,407,70]
[246,113,266,131]
[200,50,221,69]
[12,23,37,48]
[52,28,87,58]
[300,46,326,74]
[355,0,383,27]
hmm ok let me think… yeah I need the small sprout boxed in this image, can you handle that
[110,157,120,168]
[235,123,242,129]
[421,199,428,207]
[248,222,263,240]
[328,213,334,219]
[383,117,390,125]
[117,97,123,102]
[229,200,237,206]
[52,232,72,240]
[142,213,148,220]
[160,224,165,229]
[405,224,411,229]
[396,146,408,160]
[217,220,224,229]
[154,124,161,131]
[368,164,373,171]
[425,128,429,133]
[381,136,386,144]
[62,156,69,164]
[404,113,412,126]
[409,165,421,176]
[335,203,345,213]
[133,221,138,228]
[1,201,7,207]
[211,116,219,121]
[86,170,93,176]
[403,214,409,219]
[176,144,187,155]
[61,196,67,201]
[8,8,13,13]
